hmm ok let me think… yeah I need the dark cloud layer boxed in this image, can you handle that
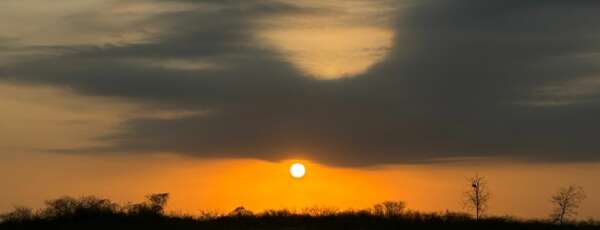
[2,0,600,166]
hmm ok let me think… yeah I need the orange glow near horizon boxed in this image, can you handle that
[165,159,389,213]
[1,153,600,219]
[157,159,600,218]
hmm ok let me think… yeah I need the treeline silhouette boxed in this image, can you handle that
[1,193,598,230]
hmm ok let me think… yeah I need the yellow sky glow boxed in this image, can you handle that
[1,153,599,219]
[259,27,393,80]
[255,0,395,80]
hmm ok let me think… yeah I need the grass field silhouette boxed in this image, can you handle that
[1,193,598,230]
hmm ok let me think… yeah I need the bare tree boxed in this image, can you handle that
[463,175,490,221]
[550,185,586,225]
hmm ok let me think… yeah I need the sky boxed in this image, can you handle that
[1,0,600,219]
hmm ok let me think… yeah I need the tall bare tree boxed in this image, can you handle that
[550,185,586,225]
[464,175,490,221]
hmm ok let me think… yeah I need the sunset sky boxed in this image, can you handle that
[1,0,600,219]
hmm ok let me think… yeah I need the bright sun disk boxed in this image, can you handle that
[289,163,306,178]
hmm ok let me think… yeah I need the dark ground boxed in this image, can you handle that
[3,212,600,230]
[1,195,598,230]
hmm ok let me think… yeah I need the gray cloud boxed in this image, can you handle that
[2,0,600,166]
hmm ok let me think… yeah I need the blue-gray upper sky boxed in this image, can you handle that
[1,0,600,166]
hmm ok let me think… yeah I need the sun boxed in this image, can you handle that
[289,163,306,178]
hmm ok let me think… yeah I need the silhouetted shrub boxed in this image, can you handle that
[123,193,169,217]
[372,201,406,217]
[228,206,253,217]
[39,196,118,219]
[440,211,471,222]
[0,207,35,223]
[260,209,289,217]
[147,193,169,214]
[302,206,339,216]
[350,209,372,217]
[197,210,221,220]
